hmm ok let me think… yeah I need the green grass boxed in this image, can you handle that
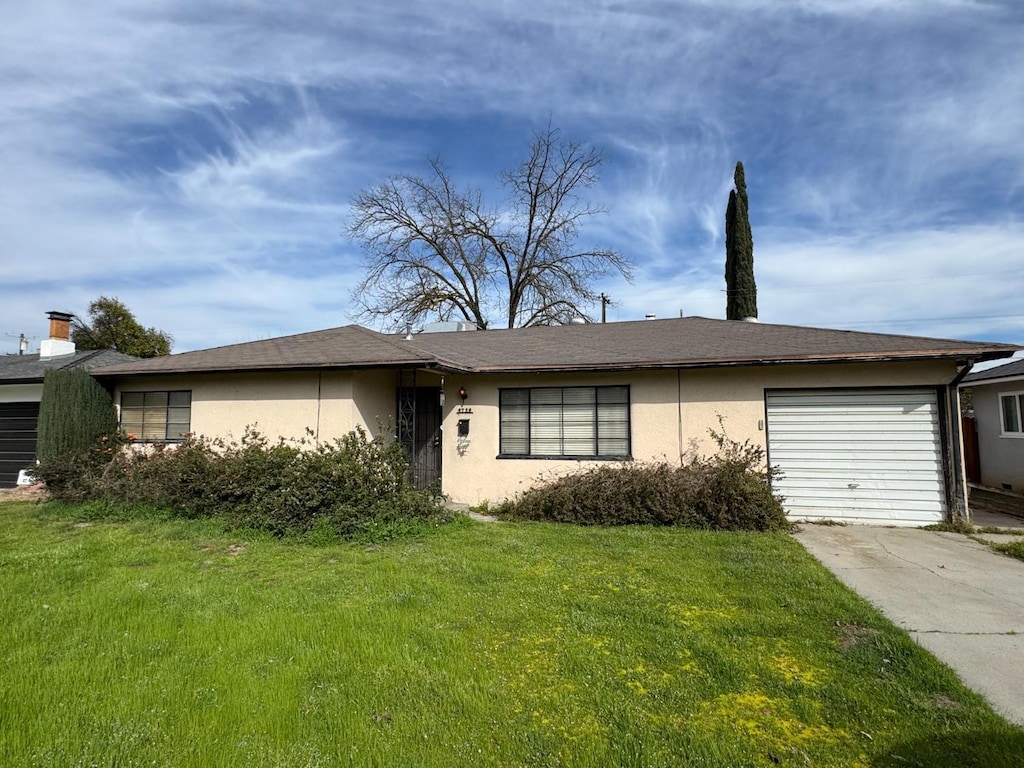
[1,501,1021,767]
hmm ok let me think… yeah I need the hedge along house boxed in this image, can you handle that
[0,311,136,487]
[90,317,1018,526]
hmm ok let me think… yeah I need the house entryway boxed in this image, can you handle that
[397,378,443,491]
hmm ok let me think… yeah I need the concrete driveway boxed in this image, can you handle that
[794,524,1024,726]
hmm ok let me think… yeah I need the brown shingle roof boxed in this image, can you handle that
[411,317,1018,372]
[91,325,435,377]
[0,348,137,383]
[91,317,1019,378]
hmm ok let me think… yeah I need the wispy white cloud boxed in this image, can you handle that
[0,0,1022,353]
[612,222,1024,342]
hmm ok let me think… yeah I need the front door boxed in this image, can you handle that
[397,386,443,491]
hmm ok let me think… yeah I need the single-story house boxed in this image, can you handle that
[0,311,136,487]
[961,357,1024,493]
[91,316,1018,526]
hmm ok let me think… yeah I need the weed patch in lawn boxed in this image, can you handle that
[1,500,1020,767]
[991,539,1024,562]
[923,519,976,534]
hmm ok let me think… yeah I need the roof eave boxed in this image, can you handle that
[87,345,1017,379]
[91,359,442,379]
[464,349,1015,375]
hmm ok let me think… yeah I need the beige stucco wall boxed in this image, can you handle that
[113,370,400,446]
[440,359,959,505]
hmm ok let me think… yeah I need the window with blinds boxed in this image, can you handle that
[499,386,630,458]
[120,391,191,441]
[1001,392,1024,435]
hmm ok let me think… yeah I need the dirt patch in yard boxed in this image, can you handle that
[0,484,49,503]
[836,621,879,651]
[932,694,962,711]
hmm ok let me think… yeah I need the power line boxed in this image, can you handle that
[807,313,1024,327]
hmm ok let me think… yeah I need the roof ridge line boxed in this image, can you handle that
[60,349,104,368]
[348,325,477,372]
[348,325,435,361]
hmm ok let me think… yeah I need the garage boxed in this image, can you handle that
[766,388,946,526]
[0,402,40,488]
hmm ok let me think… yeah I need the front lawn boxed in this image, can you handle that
[0,501,1020,767]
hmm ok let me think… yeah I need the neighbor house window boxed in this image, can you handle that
[1000,392,1024,436]
[120,391,191,441]
[499,386,630,458]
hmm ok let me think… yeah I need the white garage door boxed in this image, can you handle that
[766,389,947,526]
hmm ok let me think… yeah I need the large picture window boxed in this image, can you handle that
[499,386,630,458]
[1000,392,1024,436]
[121,391,191,441]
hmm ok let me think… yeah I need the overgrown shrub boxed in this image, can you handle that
[495,430,788,532]
[40,427,449,541]
[33,432,128,500]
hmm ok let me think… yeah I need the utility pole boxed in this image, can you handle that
[599,293,610,324]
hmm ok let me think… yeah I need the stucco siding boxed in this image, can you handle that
[441,360,958,505]
[971,383,1024,491]
[114,371,398,446]
[349,370,396,437]
[441,371,673,505]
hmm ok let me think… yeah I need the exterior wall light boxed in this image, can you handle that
[458,386,468,403]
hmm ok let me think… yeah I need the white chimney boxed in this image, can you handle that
[40,310,76,360]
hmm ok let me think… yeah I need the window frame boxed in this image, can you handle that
[120,390,192,443]
[999,390,1024,437]
[497,385,631,460]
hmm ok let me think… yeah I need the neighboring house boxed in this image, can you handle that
[91,317,1017,526]
[0,312,136,487]
[961,357,1024,493]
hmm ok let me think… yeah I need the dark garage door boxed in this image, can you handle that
[0,402,40,488]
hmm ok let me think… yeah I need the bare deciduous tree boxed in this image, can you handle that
[347,127,632,329]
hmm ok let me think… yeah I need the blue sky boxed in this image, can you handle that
[2,0,1023,355]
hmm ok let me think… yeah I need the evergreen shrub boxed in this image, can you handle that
[34,369,118,491]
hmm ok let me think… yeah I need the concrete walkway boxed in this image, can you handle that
[793,524,1024,726]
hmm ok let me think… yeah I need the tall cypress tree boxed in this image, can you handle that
[725,161,757,320]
